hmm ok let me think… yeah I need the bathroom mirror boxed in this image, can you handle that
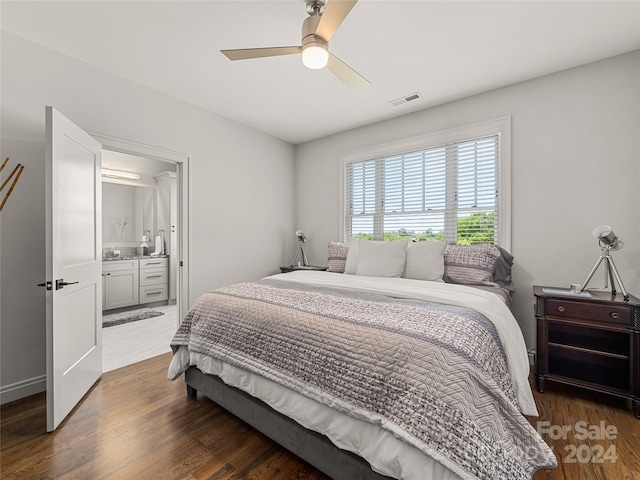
[102,182,155,243]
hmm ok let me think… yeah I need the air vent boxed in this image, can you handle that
[388,92,422,107]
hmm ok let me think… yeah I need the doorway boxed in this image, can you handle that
[91,134,190,372]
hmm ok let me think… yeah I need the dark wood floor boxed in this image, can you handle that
[0,353,328,480]
[1,353,638,479]
[528,376,640,480]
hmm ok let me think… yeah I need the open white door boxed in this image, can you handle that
[44,107,102,431]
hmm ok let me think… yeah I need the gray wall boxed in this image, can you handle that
[2,28,638,403]
[294,50,640,350]
[0,32,296,402]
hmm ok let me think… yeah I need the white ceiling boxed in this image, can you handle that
[2,1,639,144]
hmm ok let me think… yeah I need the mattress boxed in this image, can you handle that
[169,271,555,480]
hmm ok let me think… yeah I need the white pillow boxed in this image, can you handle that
[344,238,360,275]
[403,239,447,282]
[356,240,408,278]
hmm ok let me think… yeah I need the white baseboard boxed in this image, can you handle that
[0,375,46,405]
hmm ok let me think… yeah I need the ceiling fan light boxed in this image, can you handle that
[302,43,329,69]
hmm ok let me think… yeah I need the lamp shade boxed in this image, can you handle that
[592,225,623,250]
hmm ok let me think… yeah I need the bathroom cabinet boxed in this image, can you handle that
[103,259,139,310]
[102,257,169,310]
[139,257,169,304]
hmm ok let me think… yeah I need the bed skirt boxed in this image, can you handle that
[185,366,393,480]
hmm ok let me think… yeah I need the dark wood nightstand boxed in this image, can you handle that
[280,265,328,273]
[534,286,640,418]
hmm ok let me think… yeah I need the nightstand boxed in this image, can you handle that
[534,286,640,418]
[280,265,328,273]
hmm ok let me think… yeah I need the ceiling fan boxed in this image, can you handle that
[221,0,369,90]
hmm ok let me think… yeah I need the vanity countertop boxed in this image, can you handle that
[102,255,169,262]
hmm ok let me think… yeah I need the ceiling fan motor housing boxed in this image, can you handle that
[302,14,325,43]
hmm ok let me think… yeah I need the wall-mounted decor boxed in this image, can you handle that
[0,158,25,212]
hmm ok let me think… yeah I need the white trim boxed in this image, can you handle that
[88,132,189,164]
[497,118,512,252]
[0,375,46,405]
[339,117,512,251]
[338,154,346,243]
[88,131,191,322]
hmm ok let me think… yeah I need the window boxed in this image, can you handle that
[341,118,511,249]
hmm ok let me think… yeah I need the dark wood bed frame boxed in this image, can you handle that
[185,366,393,480]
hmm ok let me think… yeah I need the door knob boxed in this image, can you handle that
[37,281,53,290]
[56,279,79,290]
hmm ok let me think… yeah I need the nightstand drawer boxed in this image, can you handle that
[547,299,630,325]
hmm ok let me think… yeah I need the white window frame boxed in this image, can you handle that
[339,117,511,251]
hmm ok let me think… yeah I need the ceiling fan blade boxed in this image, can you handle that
[327,53,370,90]
[221,46,301,61]
[315,0,358,42]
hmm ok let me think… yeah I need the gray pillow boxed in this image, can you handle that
[493,247,515,292]
[443,243,501,286]
[327,241,348,273]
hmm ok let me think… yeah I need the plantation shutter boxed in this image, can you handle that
[344,135,499,244]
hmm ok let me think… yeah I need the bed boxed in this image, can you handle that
[169,257,557,480]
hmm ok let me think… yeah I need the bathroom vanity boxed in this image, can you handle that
[102,256,169,311]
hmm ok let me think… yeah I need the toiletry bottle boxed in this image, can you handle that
[137,235,149,256]
[114,246,120,257]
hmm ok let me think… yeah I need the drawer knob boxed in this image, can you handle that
[557,306,565,312]
[610,312,619,319]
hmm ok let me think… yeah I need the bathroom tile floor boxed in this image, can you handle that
[102,304,179,372]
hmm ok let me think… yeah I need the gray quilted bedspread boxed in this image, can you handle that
[170,279,555,480]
